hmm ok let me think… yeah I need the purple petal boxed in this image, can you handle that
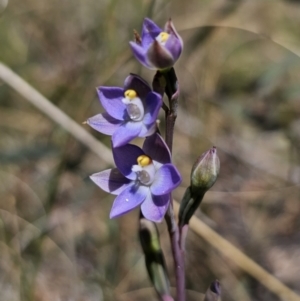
[110,184,149,218]
[151,164,182,195]
[141,18,162,48]
[164,19,183,44]
[112,121,142,147]
[97,86,128,121]
[124,74,151,100]
[143,133,171,164]
[147,40,174,70]
[113,143,144,180]
[143,91,162,125]
[141,193,170,222]
[90,168,131,195]
[129,42,154,69]
[139,123,156,137]
[87,113,121,135]
[164,34,183,62]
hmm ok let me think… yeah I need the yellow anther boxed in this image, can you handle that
[124,89,137,99]
[158,32,170,43]
[137,155,152,167]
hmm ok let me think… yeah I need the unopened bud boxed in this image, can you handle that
[191,146,220,195]
[179,147,220,227]
[139,216,171,299]
[204,280,221,301]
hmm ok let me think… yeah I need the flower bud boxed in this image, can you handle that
[190,146,220,195]
[139,216,171,299]
[204,280,221,301]
[130,18,183,70]
[178,147,220,227]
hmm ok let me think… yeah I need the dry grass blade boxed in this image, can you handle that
[0,62,113,165]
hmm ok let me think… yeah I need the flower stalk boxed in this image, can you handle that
[153,68,178,153]
[153,67,185,301]
[87,16,221,301]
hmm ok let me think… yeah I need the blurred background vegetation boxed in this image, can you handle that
[1,0,300,300]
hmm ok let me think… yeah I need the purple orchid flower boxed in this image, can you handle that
[130,18,183,70]
[87,74,162,147]
[90,133,182,222]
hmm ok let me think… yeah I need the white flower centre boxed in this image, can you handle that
[122,89,144,121]
[131,155,156,186]
[126,103,142,121]
[138,169,152,185]
[156,32,170,46]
